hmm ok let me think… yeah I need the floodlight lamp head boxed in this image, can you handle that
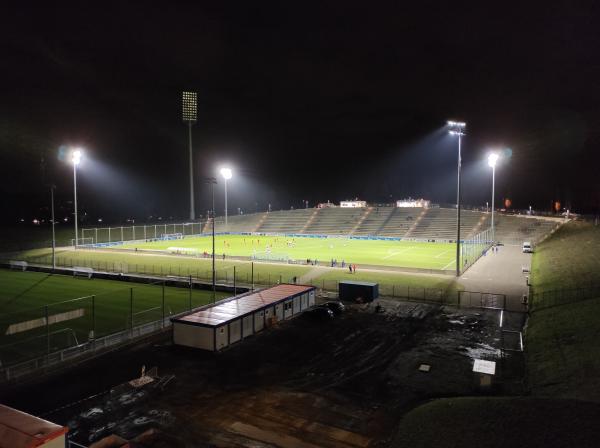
[447,120,466,127]
[71,149,82,165]
[182,91,197,123]
[488,152,499,168]
[220,167,233,180]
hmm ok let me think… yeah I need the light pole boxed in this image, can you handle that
[50,185,56,269]
[206,177,218,302]
[71,149,82,247]
[488,152,499,243]
[220,167,232,228]
[448,120,466,276]
[182,91,198,221]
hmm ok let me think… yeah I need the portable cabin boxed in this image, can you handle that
[171,284,316,351]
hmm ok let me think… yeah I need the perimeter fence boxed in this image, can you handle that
[529,284,600,312]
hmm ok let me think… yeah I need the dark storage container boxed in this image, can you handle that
[338,281,379,302]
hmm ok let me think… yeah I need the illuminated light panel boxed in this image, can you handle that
[182,91,197,122]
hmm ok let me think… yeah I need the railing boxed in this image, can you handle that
[529,284,600,312]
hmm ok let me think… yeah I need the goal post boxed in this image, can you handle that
[160,233,184,241]
[72,237,95,247]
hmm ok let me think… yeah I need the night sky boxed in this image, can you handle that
[2,2,600,224]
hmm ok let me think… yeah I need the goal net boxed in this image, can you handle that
[251,252,290,262]
[72,237,95,247]
[160,233,184,241]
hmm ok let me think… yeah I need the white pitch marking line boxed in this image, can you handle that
[382,247,412,259]
[435,249,450,259]
[442,259,455,270]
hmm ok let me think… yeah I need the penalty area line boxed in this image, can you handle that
[382,247,412,260]
[442,259,455,270]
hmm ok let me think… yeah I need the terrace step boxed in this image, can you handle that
[350,207,372,235]
[300,208,320,234]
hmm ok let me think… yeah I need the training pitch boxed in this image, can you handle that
[119,234,458,271]
[0,269,228,366]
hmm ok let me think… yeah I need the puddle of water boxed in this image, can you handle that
[461,343,500,360]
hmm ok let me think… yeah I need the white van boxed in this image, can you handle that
[522,242,533,253]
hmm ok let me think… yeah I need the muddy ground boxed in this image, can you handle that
[1,298,526,447]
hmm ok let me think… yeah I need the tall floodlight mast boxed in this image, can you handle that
[71,149,83,248]
[448,120,466,276]
[220,167,233,228]
[182,91,198,220]
[488,152,499,243]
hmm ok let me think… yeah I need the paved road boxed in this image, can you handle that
[460,245,532,311]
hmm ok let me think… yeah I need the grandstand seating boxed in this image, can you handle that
[303,207,366,235]
[352,207,394,236]
[493,214,559,245]
[256,209,314,233]
[202,206,561,244]
[376,207,422,237]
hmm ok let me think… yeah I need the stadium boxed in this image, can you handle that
[2,4,600,447]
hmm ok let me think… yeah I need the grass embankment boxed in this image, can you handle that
[530,220,600,292]
[527,221,600,401]
[393,397,600,448]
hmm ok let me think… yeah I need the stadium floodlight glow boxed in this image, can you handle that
[72,148,82,165]
[182,91,198,220]
[447,120,467,277]
[220,167,232,180]
[220,167,233,227]
[488,152,499,168]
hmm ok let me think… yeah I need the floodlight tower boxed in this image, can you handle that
[220,167,232,227]
[488,152,499,243]
[71,149,83,247]
[448,120,466,276]
[182,91,198,220]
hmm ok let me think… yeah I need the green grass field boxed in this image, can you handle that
[120,234,458,270]
[0,269,228,366]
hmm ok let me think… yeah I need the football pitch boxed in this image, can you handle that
[0,269,228,366]
[120,234,458,271]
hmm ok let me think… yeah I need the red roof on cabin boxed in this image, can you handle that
[174,284,314,327]
[0,404,68,448]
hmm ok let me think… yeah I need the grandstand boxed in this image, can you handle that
[137,206,561,245]
[406,209,488,240]
[256,209,314,233]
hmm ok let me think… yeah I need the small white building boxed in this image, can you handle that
[172,284,316,351]
[340,200,367,208]
[396,198,430,208]
[0,404,67,448]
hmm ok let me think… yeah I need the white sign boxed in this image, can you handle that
[473,359,496,375]
[340,201,367,208]
[396,198,430,208]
